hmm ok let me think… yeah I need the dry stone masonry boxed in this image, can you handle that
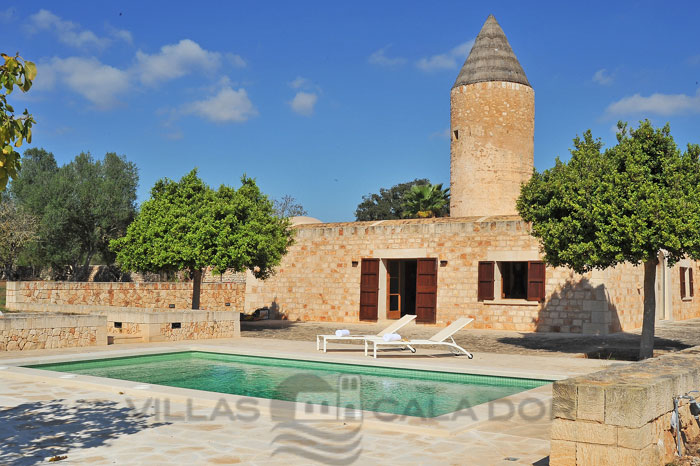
[0,314,107,351]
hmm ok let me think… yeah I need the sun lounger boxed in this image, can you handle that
[364,317,474,359]
[316,314,417,352]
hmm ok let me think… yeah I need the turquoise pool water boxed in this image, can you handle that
[28,351,549,417]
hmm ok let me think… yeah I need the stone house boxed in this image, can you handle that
[243,15,700,334]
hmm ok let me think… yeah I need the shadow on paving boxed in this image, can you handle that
[0,398,169,465]
[241,320,301,332]
[497,333,691,361]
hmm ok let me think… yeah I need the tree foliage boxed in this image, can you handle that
[401,183,450,218]
[517,120,700,358]
[355,178,432,221]
[0,197,38,279]
[1,53,37,190]
[273,194,308,218]
[11,148,138,279]
[111,169,293,309]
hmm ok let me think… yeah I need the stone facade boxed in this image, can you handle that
[244,217,700,332]
[5,279,246,312]
[550,346,700,465]
[0,314,107,351]
[450,81,534,218]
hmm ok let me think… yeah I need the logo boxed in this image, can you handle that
[270,374,363,464]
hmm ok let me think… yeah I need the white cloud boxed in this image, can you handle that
[606,89,700,116]
[289,91,318,116]
[289,76,311,89]
[185,87,257,123]
[27,9,111,48]
[135,39,221,85]
[39,57,130,108]
[226,53,247,68]
[592,68,613,86]
[106,24,133,44]
[368,46,407,66]
[416,40,474,72]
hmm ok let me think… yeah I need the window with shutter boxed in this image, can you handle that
[690,269,695,298]
[477,261,495,301]
[527,261,546,302]
[681,267,687,299]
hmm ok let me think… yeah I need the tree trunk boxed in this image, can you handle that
[191,268,202,310]
[638,257,659,360]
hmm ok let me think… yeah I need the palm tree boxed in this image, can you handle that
[401,183,450,218]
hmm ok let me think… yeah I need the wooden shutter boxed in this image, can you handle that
[359,259,379,321]
[415,258,437,324]
[477,261,495,301]
[681,267,687,299]
[527,261,546,302]
[690,269,695,298]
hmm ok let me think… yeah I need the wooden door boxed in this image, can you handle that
[386,260,401,319]
[415,258,437,324]
[360,259,379,321]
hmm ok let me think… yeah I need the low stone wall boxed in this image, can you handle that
[550,347,700,465]
[100,309,240,343]
[5,280,246,312]
[0,314,107,351]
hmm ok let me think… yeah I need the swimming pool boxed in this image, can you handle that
[28,351,550,418]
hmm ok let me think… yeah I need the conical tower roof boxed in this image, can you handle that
[453,15,530,88]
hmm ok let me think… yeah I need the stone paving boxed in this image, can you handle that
[0,336,619,465]
[242,318,700,359]
[0,376,553,465]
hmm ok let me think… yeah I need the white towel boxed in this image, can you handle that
[382,333,401,342]
[335,329,350,337]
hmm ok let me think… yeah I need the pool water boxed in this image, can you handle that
[28,351,549,418]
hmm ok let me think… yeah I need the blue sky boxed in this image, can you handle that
[4,1,700,222]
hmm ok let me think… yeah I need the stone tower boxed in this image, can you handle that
[449,15,534,218]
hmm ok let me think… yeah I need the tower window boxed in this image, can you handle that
[453,130,459,140]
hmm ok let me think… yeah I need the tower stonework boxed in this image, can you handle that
[450,15,534,218]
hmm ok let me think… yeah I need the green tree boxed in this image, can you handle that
[111,169,293,309]
[11,149,138,279]
[401,183,450,218]
[517,121,700,359]
[355,178,431,220]
[0,198,38,279]
[1,53,37,190]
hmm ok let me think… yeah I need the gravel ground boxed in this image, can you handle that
[241,318,700,360]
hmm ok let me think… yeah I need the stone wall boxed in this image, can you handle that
[103,309,240,342]
[5,279,246,312]
[0,314,107,351]
[450,81,534,217]
[550,347,700,465]
[245,217,700,332]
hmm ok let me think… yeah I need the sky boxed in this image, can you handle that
[3,1,700,222]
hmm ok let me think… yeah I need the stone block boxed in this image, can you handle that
[577,383,606,422]
[616,423,653,450]
[549,439,576,466]
[552,418,616,445]
[605,384,654,428]
[553,380,578,420]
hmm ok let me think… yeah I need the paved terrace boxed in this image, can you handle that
[0,334,619,465]
[242,318,700,360]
